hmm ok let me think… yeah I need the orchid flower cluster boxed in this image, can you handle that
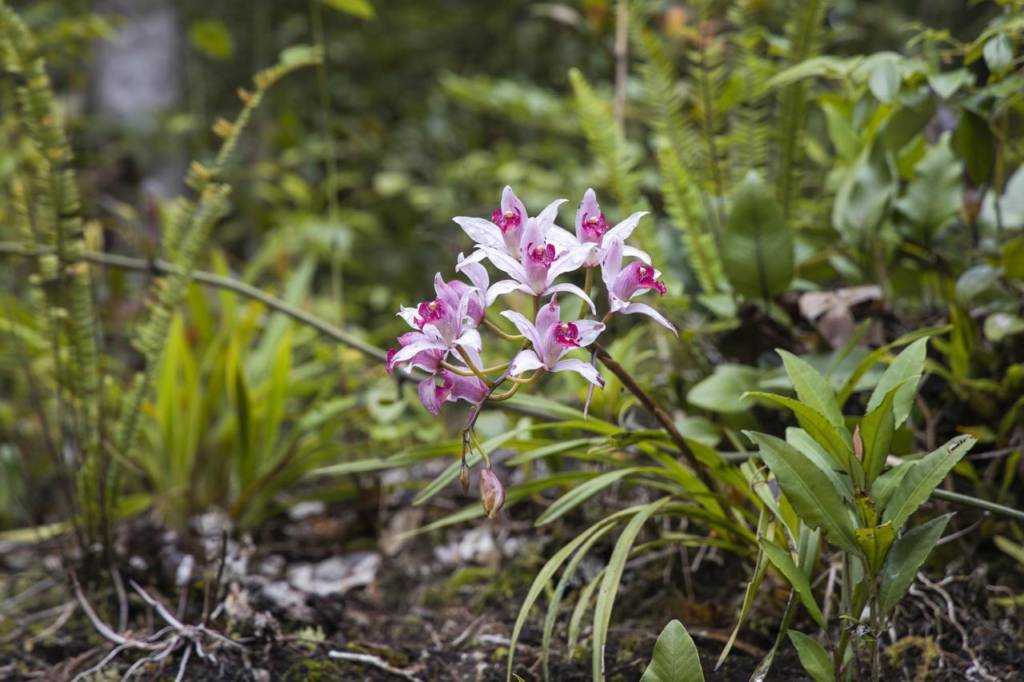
[386,187,676,517]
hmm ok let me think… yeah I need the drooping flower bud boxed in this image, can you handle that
[479,468,505,519]
[459,462,471,493]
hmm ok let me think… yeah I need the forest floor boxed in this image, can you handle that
[1,475,1022,681]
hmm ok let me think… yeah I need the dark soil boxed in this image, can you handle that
[1,498,1022,681]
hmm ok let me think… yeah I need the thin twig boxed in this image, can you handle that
[327,651,423,682]
[593,344,716,491]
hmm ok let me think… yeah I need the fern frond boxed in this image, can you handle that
[114,48,320,463]
[568,67,642,211]
[776,0,831,218]
[635,26,724,293]
[1,1,104,535]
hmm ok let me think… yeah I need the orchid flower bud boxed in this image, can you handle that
[459,462,471,493]
[479,468,505,519]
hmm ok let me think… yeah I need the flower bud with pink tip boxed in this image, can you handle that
[479,468,505,518]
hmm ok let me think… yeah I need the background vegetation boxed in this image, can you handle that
[0,0,1022,680]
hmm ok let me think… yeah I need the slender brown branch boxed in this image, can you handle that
[594,343,716,491]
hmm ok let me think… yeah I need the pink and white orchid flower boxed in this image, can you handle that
[500,296,606,386]
[418,370,488,415]
[388,273,484,373]
[547,188,652,268]
[601,238,677,334]
[453,186,566,257]
[471,210,595,311]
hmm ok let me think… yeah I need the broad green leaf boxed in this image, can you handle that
[984,313,1024,342]
[832,135,896,245]
[952,110,994,185]
[882,435,976,530]
[320,0,375,19]
[788,631,834,682]
[879,513,952,613]
[855,522,895,575]
[871,461,914,510]
[536,468,642,525]
[894,136,960,239]
[746,432,860,555]
[776,350,845,427]
[983,35,1014,74]
[761,539,825,629]
[866,338,928,428]
[722,171,793,299]
[744,391,854,476]
[837,326,948,406]
[786,428,854,500]
[868,57,900,102]
[640,620,705,682]
[687,365,761,414]
[593,499,670,681]
[927,69,974,99]
[859,387,897,485]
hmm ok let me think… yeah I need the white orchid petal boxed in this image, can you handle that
[621,245,652,264]
[552,358,605,386]
[481,246,528,283]
[485,279,522,306]
[453,217,505,249]
[536,198,567,227]
[573,320,605,347]
[499,310,542,349]
[544,282,596,314]
[619,302,678,335]
[605,211,648,242]
[509,349,545,375]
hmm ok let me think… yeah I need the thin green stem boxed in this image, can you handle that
[484,317,523,341]
[455,346,494,387]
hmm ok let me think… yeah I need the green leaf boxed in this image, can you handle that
[722,170,794,299]
[854,522,895,576]
[788,631,835,682]
[687,365,761,414]
[746,432,860,555]
[320,0,375,19]
[786,428,855,501]
[535,468,642,526]
[593,498,670,681]
[743,392,855,478]
[952,110,994,185]
[882,436,976,530]
[866,338,928,428]
[984,313,1024,343]
[859,387,897,485]
[870,461,914,510]
[983,35,1014,74]
[879,513,952,613]
[894,136,961,239]
[927,69,974,99]
[994,536,1024,568]
[838,326,947,406]
[868,57,900,103]
[640,620,705,682]
[188,19,234,60]
[761,539,825,629]
[717,511,771,669]
[832,135,896,245]
[776,350,845,427]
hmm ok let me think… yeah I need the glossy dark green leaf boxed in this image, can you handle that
[859,387,896,485]
[832,135,896,244]
[776,350,845,427]
[983,35,1014,74]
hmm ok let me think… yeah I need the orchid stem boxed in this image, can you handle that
[484,317,523,341]
[442,359,509,378]
[506,369,544,386]
[577,267,594,320]
[593,343,716,492]
[454,346,493,386]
